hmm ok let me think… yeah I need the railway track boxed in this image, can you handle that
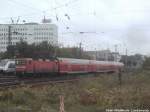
[0,74,19,88]
[0,73,84,89]
[0,72,112,89]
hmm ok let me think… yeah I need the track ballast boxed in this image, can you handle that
[0,73,86,89]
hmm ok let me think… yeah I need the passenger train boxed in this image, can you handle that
[15,58,124,76]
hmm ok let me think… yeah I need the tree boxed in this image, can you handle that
[143,57,150,69]
[2,41,90,59]
[15,41,28,58]
[57,47,90,59]
[32,41,56,59]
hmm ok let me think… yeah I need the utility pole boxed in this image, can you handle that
[8,26,12,46]
[114,44,118,52]
[114,44,118,62]
[95,48,97,60]
[79,42,82,58]
[118,70,122,86]
[8,17,20,46]
[125,48,128,70]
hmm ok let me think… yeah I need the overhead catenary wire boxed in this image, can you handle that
[44,0,79,11]
[1,0,100,36]
[6,0,42,12]
[0,0,80,21]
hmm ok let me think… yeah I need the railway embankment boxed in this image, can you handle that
[0,70,149,112]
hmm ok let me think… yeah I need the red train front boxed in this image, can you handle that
[15,58,58,75]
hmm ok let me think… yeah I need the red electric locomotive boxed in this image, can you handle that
[15,58,58,74]
[15,58,124,76]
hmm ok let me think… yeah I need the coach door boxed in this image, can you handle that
[27,60,34,73]
[51,60,59,73]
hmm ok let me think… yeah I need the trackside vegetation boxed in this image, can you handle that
[0,70,150,112]
[1,41,90,59]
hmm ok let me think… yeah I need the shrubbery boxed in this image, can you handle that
[0,71,150,111]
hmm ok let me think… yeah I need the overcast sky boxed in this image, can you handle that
[0,0,150,55]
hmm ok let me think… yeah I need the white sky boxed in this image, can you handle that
[0,0,150,55]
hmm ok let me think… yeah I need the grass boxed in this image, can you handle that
[0,70,150,112]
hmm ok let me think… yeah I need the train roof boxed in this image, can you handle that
[58,58,90,64]
[14,57,124,66]
[15,58,33,60]
[58,58,124,66]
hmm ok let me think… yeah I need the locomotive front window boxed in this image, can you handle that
[8,63,15,68]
